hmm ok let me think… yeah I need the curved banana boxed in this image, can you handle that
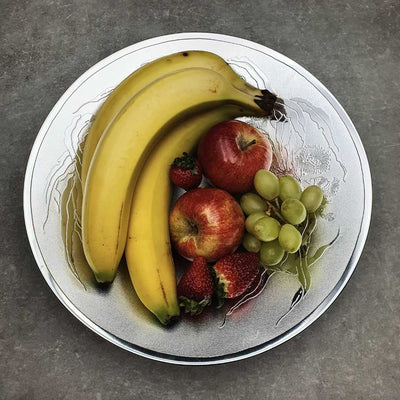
[81,50,279,187]
[82,67,276,283]
[125,105,246,325]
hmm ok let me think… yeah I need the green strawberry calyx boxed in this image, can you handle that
[179,296,211,316]
[172,152,199,174]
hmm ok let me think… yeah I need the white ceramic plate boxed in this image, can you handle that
[24,33,372,365]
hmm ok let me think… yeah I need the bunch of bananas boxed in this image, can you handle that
[81,50,284,325]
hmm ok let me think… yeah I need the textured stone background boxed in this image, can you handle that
[1,1,399,399]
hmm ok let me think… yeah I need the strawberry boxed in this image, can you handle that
[213,252,261,305]
[170,152,202,190]
[177,257,214,315]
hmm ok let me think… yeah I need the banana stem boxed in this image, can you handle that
[254,90,286,119]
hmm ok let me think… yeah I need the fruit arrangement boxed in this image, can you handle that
[169,165,325,317]
[78,50,327,326]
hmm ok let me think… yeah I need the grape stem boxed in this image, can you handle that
[266,200,288,224]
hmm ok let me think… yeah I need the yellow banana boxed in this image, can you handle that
[125,105,247,325]
[82,67,277,283]
[81,50,277,188]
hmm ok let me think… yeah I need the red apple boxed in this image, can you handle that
[197,120,273,194]
[169,188,244,262]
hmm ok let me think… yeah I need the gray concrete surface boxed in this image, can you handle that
[1,0,399,399]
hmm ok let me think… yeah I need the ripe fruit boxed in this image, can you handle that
[240,192,268,215]
[170,152,202,190]
[177,257,214,315]
[82,68,272,282]
[197,120,273,194]
[125,107,246,325]
[80,50,283,188]
[279,224,302,253]
[301,185,324,213]
[279,175,302,201]
[245,211,266,234]
[213,252,261,299]
[169,188,244,261]
[254,169,279,200]
[281,198,307,225]
[260,240,285,266]
[253,216,281,242]
[242,232,262,253]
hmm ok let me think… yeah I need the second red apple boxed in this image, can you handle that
[169,188,244,262]
[197,120,273,194]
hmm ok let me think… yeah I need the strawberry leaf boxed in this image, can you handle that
[171,152,198,173]
[179,296,211,316]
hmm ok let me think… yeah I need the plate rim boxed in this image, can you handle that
[23,32,372,365]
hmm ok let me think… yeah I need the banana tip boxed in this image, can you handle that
[157,313,180,327]
[94,271,116,284]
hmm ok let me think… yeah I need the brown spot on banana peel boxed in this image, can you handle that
[115,202,124,255]
[157,268,169,307]
[165,241,172,256]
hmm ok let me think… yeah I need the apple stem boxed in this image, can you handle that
[239,138,257,151]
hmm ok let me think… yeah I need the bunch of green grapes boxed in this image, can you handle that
[240,170,324,266]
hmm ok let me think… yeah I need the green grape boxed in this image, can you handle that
[279,175,302,201]
[254,170,279,200]
[242,232,262,253]
[240,193,268,215]
[260,240,285,266]
[301,185,324,213]
[253,217,281,242]
[245,212,266,234]
[281,198,307,225]
[278,224,302,253]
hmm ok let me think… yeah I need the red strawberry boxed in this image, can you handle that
[213,252,261,305]
[177,257,214,315]
[170,152,202,190]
